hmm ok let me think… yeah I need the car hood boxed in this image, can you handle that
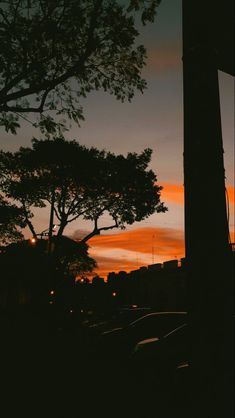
[101,327,123,336]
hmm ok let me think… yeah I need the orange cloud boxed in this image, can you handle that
[73,226,185,278]
[226,186,234,205]
[88,227,184,278]
[90,227,185,258]
[71,183,234,278]
[161,183,184,204]
[160,183,234,207]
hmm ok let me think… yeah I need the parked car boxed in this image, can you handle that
[130,323,189,385]
[97,311,187,361]
[128,325,192,416]
[82,306,153,337]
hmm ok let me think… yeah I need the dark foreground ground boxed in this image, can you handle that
[1,307,191,418]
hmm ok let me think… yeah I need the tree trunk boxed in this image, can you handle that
[57,220,67,237]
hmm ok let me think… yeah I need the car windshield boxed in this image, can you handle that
[129,312,186,327]
[163,323,188,342]
[127,312,187,338]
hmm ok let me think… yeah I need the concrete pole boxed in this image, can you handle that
[182,1,234,417]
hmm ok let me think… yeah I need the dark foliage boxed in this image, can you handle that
[0,137,167,244]
[0,0,161,133]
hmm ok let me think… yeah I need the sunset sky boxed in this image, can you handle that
[1,0,234,278]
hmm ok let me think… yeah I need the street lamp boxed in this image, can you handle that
[30,237,37,245]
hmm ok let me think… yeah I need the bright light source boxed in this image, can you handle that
[80,278,84,283]
[50,290,55,295]
[30,237,36,244]
[112,292,117,297]
[69,309,73,313]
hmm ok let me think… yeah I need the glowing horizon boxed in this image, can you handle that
[84,182,234,278]
[24,181,234,279]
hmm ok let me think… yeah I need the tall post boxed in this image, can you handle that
[182,1,234,417]
[47,188,56,295]
[48,188,55,257]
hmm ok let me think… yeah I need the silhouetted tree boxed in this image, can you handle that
[0,239,52,306]
[0,137,167,246]
[51,235,96,279]
[0,237,96,302]
[0,195,25,244]
[0,0,161,134]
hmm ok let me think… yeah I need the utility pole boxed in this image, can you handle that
[48,188,55,257]
[182,1,234,417]
[47,188,56,294]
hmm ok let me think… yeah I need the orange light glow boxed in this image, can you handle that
[88,226,185,278]
[161,183,235,206]
[90,227,184,256]
[227,186,235,204]
[72,182,234,279]
[161,183,184,204]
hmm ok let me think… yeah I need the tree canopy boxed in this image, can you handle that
[0,0,161,134]
[0,194,26,244]
[1,236,96,284]
[0,137,167,245]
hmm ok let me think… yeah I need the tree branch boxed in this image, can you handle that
[0,105,45,113]
[0,0,103,107]
[21,201,37,238]
[57,189,67,217]
[0,74,26,98]
[67,196,85,216]
[0,9,10,26]
[81,217,119,243]
[53,205,61,222]
[66,206,92,223]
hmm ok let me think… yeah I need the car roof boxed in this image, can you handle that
[129,311,187,327]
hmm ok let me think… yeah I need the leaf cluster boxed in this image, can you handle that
[0,0,161,132]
